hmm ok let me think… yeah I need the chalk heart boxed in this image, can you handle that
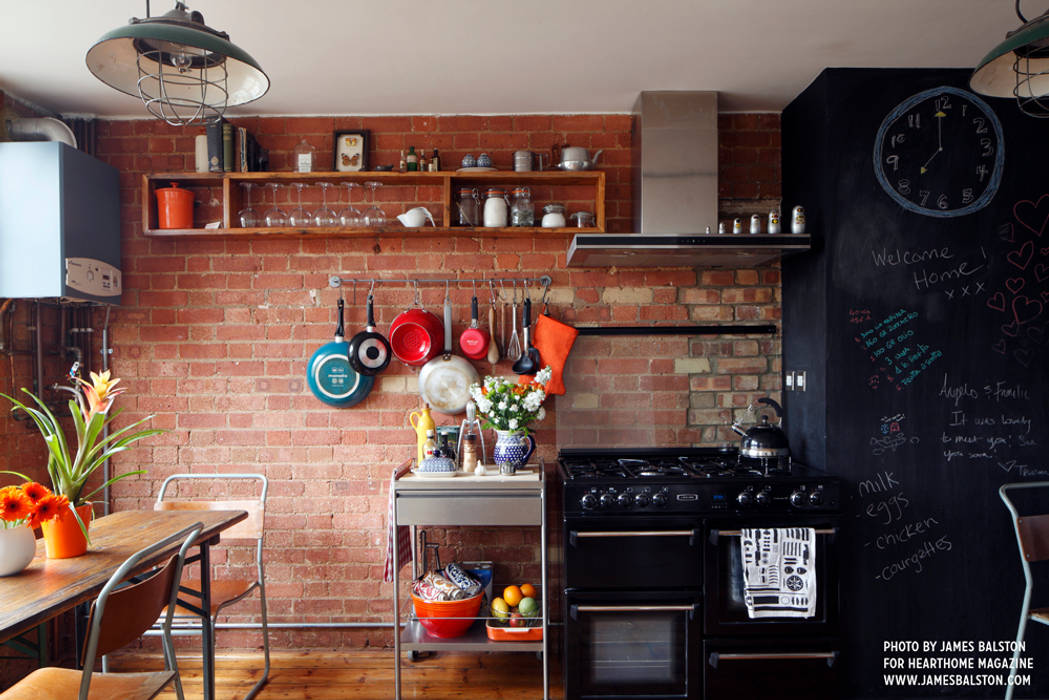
[986,291,1007,312]
[1035,263,1049,283]
[1002,320,1020,337]
[1012,294,1044,325]
[992,338,1008,355]
[1042,246,1049,257]
[1006,277,1026,294]
[1027,325,1046,344]
[1014,348,1033,368]
[1007,240,1035,271]
[1014,194,1049,237]
[1042,290,1049,304]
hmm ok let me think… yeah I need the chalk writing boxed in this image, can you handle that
[849,308,873,324]
[854,308,943,390]
[857,471,952,583]
[869,244,989,299]
[937,373,1040,465]
[870,414,921,455]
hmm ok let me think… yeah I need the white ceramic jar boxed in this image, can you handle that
[483,188,508,227]
[541,203,566,228]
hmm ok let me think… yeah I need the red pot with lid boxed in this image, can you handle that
[458,296,490,360]
[155,182,193,229]
[389,292,444,366]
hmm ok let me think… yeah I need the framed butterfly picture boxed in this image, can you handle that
[334,130,369,172]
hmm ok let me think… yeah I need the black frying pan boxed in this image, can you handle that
[348,294,392,376]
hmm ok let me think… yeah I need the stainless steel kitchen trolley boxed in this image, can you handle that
[391,463,548,700]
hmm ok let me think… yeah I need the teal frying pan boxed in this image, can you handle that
[306,298,374,407]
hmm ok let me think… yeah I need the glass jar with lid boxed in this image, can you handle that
[510,187,535,227]
[541,203,566,228]
[483,188,509,227]
[457,187,480,226]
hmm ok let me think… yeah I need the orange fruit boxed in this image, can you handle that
[503,585,523,607]
[519,583,536,599]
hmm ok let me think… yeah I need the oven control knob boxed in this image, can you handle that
[790,490,807,507]
[580,493,598,510]
[651,491,668,508]
[809,488,824,506]
[755,488,772,506]
[634,492,650,508]
[617,492,633,508]
[599,493,615,509]
[737,488,755,507]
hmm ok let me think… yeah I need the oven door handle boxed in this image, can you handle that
[708,527,838,546]
[570,603,699,621]
[707,651,839,669]
[569,529,699,547]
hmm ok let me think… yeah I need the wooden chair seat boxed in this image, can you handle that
[171,578,254,616]
[1033,608,1049,624]
[0,661,174,700]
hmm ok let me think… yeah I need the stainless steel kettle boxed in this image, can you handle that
[731,397,790,458]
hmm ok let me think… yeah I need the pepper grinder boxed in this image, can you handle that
[457,401,486,471]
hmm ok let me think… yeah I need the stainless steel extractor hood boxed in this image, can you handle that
[567,90,810,268]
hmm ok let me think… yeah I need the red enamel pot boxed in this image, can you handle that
[458,296,490,360]
[389,303,443,366]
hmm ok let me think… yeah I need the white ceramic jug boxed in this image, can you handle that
[396,207,435,228]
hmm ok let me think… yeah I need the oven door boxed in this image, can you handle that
[703,519,838,636]
[564,517,702,589]
[564,589,701,700]
[704,639,841,700]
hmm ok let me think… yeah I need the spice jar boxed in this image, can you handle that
[461,432,478,472]
[541,203,566,228]
[570,211,595,228]
[483,188,509,227]
[510,187,534,227]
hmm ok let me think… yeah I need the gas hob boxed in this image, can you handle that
[559,447,840,517]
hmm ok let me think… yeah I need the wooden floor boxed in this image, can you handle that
[111,649,564,699]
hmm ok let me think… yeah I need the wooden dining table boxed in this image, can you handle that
[0,508,247,700]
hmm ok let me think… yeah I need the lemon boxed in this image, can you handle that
[518,596,538,617]
[491,597,510,619]
[503,585,523,607]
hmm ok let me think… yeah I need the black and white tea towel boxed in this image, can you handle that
[741,527,816,619]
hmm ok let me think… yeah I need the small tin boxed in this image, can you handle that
[732,218,743,235]
[768,210,781,234]
[791,205,806,234]
[749,214,762,234]
[718,221,727,234]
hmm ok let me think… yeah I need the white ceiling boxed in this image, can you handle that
[0,0,1022,118]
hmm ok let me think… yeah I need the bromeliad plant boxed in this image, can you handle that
[1,371,163,516]
[468,366,552,434]
[0,482,70,530]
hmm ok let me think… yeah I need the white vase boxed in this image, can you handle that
[0,525,36,576]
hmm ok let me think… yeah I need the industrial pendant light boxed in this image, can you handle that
[971,0,1049,117]
[85,1,268,126]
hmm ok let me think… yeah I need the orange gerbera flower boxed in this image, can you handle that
[21,481,50,504]
[28,494,69,529]
[0,487,33,523]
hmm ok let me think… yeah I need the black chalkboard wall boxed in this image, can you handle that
[782,68,1049,699]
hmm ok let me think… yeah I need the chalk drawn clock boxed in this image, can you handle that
[873,86,1004,218]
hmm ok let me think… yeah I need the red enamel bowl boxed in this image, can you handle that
[411,591,484,638]
[388,307,443,366]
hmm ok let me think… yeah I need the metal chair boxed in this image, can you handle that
[0,521,202,700]
[153,473,270,700]
[999,481,1049,700]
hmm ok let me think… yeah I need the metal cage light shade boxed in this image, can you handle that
[85,2,268,126]
[971,3,1049,117]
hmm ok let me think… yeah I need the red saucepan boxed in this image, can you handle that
[458,295,490,360]
[389,292,443,366]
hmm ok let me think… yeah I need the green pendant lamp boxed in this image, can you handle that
[85,1,268,126]
[971,0,1049,117]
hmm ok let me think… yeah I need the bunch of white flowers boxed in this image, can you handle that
[468,367,553,435]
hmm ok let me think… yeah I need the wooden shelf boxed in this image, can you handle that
[142,170,606,237]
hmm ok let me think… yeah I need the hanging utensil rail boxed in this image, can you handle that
[329,275,552,291]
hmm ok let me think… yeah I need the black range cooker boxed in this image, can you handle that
[559,447,842,700]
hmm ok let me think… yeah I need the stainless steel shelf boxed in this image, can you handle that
[401,620,543,652]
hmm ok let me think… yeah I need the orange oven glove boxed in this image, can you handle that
[518,313,578,395]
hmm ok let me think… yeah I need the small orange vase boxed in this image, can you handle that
[41,504,93,559]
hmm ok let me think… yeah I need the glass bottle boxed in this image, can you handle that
[294,139,315,173]
[458,187,480,226]
[423,429,436,459]
[398,149,406,172]
[430,149,440,172]
[406,146,419,172]
[510,187,534,227]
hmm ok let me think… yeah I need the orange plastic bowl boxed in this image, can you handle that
[411,591,483,638]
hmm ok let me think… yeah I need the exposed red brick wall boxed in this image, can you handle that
[0,111,781,653]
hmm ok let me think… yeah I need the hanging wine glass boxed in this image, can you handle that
[313,182,339,227]
[263,182,287,228]
[288,182,313,227]
[363,180,387,227]
[338,182,363,227]
[238,182,260,228]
